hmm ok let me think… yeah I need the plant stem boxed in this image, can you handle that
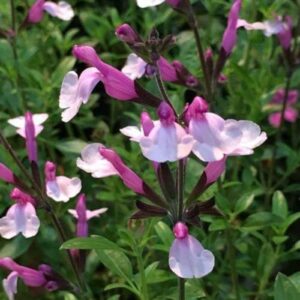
[179,277,185,300]
[136,246,149,300]
[226,227,240,300]
[176,159,185,300]
[9,0,26,111]
[0,130,86,296]
[177,160,184,221]
[154,65,177,116]
[184,0,212,102]
[266,70,293,201]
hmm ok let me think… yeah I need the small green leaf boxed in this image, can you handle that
[209,219,227,231]
[96,249,133,282]
[234,193,255,215]
[272,191,288,218]
[56,140,87,154]
[154,221,173,247]
[61,236,121,252]
[274,273,300,300]
[242,212,283,231]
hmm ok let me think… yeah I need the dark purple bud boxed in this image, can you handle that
[115,24,141,45]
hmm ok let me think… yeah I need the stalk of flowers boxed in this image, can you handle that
[0,112,85,297]
[68,94,266,283]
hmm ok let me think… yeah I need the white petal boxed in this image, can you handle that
[121,54,147,80]
[47,176,81,202]
[7,117,25,129]
[68,209,77,219]
[192,142,224,162]
[0,203,40,239]
[7,114,48,138]
[76,143,119,178]
[137,0,165,8]
[169,235,215,278]
[139,122,193,162]
[43,1,74,21]
[86,208,108,220]
[120,126,143,142]
[235,120,267,149]
[3,271,18,300]
[59,68,102,122]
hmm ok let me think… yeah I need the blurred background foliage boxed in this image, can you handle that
[0,0,299,299]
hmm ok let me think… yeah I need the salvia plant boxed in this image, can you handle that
[0,0,299,299]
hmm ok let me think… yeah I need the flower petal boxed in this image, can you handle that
[137,0,165,8]
[43,1,74,21]
[47,176,81,202]
[169,235,215,278]
[76,143,119,178]
[121,53,147,80]
[86,208,108,220]
[59,68,102,122]
[120,126,143,142]
[0,203,40,239]
[3,271,18,300]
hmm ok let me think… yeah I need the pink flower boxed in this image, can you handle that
[60,45,160,122]
[76,143,119,178]
[169,222,215,278]
[0,163,15,184]
[237,19,285,37]
[0,188,40,239]
[277,16,292,50]
[45,161,82,202]
[27,0,74,23]
[72,45,138,100]
[68,194,107,237]
[0,258,59,299]
[268,89,298,128]
[59,68,102,122]
[221,0,242,55]
[120,102,194,162]
[8,113,48,138]
[188,97,267,161]
[115,24,141,44]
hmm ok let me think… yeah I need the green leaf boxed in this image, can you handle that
[61,236,122,252]
[257,243,274,281]
[272,191,288,218]
[242,212,283,231]
[234,193,255,215]
[154,221,173,247]
[56,139,87,154]
[209,219,227,231]
[289,272,300,293]
[96,249,133,282]
[274,273,300,300]
[51,56,76,85]
[104,283,139,296]
[0,236,32,259]
[216,194,231,214]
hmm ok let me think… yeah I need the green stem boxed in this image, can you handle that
[266,70,293,202]
[154,64,177,116]
[226,227,240,300]
[179,278,185,300]
[183,0,212,102]
[9,0,26,112]
[136,246,149,300]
